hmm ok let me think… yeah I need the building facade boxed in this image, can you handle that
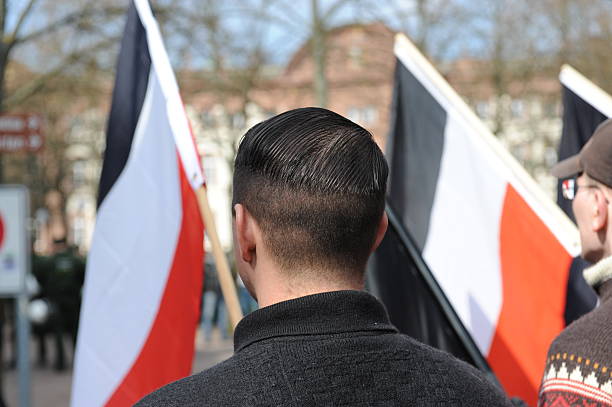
[61,23,570,254]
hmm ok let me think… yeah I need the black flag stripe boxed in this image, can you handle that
[368,57,481,368]
[386,58,446,251]
[97,2,151,207]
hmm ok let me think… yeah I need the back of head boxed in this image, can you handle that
[233,107,388,278]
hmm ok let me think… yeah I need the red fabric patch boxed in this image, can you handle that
[489,184,572,406]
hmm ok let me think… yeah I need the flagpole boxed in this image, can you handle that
[195,186,243,328]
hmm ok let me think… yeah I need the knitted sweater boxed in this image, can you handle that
[538,256,612,407]
[136,290,512,406]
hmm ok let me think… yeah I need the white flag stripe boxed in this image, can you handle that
[133,0,204,190]
[71,71,182,407]
[423,112,505,355]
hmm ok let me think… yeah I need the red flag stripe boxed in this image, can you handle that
[488,184,572,406]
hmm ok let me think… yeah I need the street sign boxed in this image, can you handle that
[0,185,31,407]
[0,114,44,153]
[0,185,29,294]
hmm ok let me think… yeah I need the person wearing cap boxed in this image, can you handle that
[538,119,612,407]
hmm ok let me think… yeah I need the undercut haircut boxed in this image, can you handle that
[233,107,388,276]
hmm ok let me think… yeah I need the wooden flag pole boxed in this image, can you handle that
[195,186,243,328]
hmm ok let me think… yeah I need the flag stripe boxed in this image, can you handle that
[489,184,572,406]
[387,59,446,251]
[559,86,607,161]
[105,154,203,406]
[97,2,151,207]
[422,112,505,356]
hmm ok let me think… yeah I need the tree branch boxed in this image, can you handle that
[13,5,124,47]
[272,0,309,27]
[3,35,117,110]
[223,6,302,32]
[323,0,352,22]
[10,0,39,44]
[0,0,6,36]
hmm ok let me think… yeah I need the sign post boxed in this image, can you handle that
[0,185,31,407]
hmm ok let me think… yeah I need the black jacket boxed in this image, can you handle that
[136,290,512,406]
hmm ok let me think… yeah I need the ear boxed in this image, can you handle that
[592,190,608,232]
[234,204,257,265]
[370,212,389,253]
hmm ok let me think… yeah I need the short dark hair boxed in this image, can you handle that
[233,107,388,276]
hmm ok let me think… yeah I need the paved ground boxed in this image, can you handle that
[2,329,234,407]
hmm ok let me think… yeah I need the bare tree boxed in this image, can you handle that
[214,0,377,108]
[536,0,612,92]
[0,0,127,182]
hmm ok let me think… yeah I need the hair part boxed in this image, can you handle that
[233,107,388,277]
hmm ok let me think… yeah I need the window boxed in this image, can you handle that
[73,217,85,249]
[349,45,363,67]
[347,106,378,126]
[475,101,489,119]
[201,111,215,127]
[510,99,524,119]
[231,113,245,129]
[543,102,558,118]
[73,160,87,187]
[202,158,217,185]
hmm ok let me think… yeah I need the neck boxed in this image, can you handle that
[253,263,365,308]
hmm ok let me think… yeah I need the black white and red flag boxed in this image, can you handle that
[369,34,580,406]
[71,1,205,406]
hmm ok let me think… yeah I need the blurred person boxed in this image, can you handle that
[30,253,49,367]
[201,258,231,341]
[213,287,229,340]
[236,274,257,315]
[0,256,40,369]
[136,107,512,406]
[37,238,85,371]
[200,258,220,342]
[538,119,612,406]
[0,299,15,370]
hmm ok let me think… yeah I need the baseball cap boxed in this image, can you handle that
[552,118,612,187]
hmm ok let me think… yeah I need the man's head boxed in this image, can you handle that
[553,118,612,263]
[232,107,388,298]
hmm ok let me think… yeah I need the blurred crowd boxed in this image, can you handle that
[0,249,256,375]
[200,258,257,342]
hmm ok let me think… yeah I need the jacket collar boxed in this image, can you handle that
[583,255,612,301]
[233,290,398,352]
